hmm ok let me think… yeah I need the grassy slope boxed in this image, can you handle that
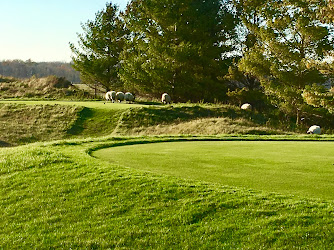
[1,136,334,248]
[93,140,334,200]
[0,101,143,145]
[0,101,292,146]
[112,103,292,135]
[0,103,83,146]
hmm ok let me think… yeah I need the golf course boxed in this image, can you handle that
[1,98,334,248]
[2,0,334,247]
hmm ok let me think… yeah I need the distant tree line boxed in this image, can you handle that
[70,0,334,123]
[0,60,81,83]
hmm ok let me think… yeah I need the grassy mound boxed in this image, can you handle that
[0,100,329,146]
[0,101,135,146]
[0,75,91,99]
[1,136,334,248]
[0,103,82,146]
[112,104,292,135]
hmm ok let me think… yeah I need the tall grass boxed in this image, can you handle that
[0,76,91,99]
[0,100,330,146]
[0,103,82,146]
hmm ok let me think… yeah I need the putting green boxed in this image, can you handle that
[93,140,334,200]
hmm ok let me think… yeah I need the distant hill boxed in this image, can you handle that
[0,60,80,83]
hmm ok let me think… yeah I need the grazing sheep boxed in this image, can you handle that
[161,93,171,104]
[105,92,111,102]
[241,103,252,110]
[105,91,117,103]
[105,91,116,102]
[307,125,321,135]
[116,91,125,102]
[110,91,117,102]
[124,92,135,102]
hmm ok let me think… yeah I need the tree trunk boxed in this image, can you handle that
[296,108,300,126]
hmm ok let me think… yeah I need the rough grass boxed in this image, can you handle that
[0,75,91,99]
[0,101,284,146]
[0,101,143,145]
[67,107,123,137]
[0,103,82,146]
[1,136,334,248]
[128,117,284,135]
[0,100,323,146]
[0,100,145,110]
[112,104,293,135]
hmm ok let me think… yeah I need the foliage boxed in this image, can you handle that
[120,0,239,102]
[302,84,334,113]
[321,0,334,23]
[227,88,269,111]
[70,3,127,91]
[225,61,261,90]
[235,0,334,124]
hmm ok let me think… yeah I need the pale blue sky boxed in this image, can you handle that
[0,0,128,62]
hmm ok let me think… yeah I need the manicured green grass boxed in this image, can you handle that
[1,136,334,248]
[0,100,146,110]
[93,140,334,200]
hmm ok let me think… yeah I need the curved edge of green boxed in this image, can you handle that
[86,134,334,157]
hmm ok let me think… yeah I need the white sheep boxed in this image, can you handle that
[116,91,125,102]
[124,92,135,102]
[307,125,321,135]
[105,92,111,102]
[161,93,171,104]
[105,91,116,103]
[241,103,252,110]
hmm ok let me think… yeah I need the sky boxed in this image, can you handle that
[0,0,128,62]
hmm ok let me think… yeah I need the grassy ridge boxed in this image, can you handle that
[0,75,90,99]
[105,103,295,135]
[0,103,82,146]
[0,101,140,145]
[1,136,334,248]
[0,101,292,146]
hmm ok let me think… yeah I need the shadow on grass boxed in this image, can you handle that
[121,105,271,128]
[67,107,94,135]
[0,140,11,147]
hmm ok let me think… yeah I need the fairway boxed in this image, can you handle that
[0,100,146,110]
[93,140,334,200]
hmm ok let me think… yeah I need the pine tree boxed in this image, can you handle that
[235,0,333,124]
[120,0,238,102]
[322,0,334,23]
[70,2,127,92]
